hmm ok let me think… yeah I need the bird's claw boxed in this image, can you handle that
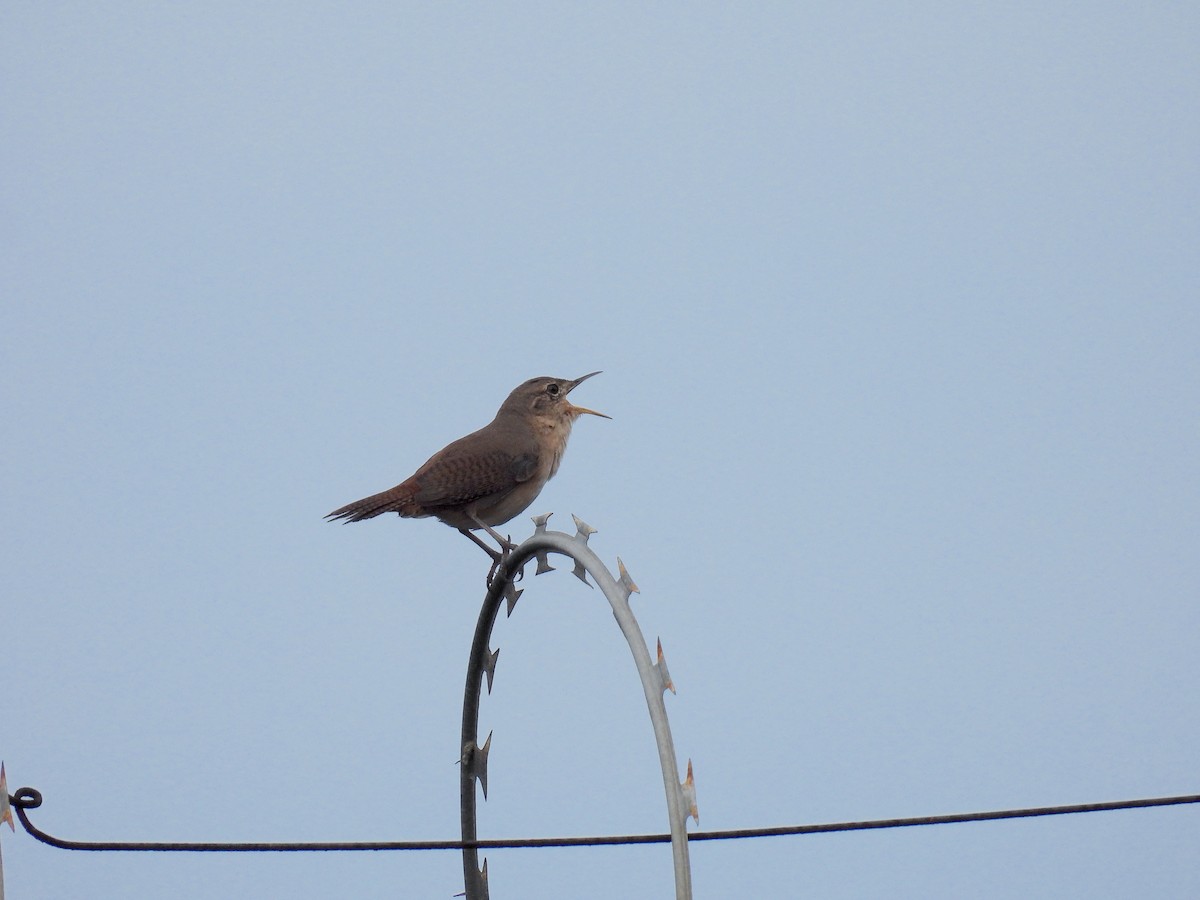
[484,535,523,588]
[487,547,530,588]
[484,539,531,588]
[485,544,514,589]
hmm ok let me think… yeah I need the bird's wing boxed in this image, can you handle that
[510,452,539,483]
[411,447,539,510]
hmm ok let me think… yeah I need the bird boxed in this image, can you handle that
[326,372,608,580]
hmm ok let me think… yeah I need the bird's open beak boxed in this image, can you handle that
[566,371,611,419]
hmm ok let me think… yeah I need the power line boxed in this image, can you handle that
[10,787,1198,853]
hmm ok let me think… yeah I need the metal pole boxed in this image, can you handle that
[459,513,696,899]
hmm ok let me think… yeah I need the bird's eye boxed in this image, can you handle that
[546,383,560,396]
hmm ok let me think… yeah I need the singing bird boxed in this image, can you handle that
[326,372,608,577]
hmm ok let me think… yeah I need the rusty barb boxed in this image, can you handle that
[459,512,696,900]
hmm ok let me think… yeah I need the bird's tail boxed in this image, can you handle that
[325,482,419,523]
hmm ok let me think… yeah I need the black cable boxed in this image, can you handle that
[10,787,1199,853]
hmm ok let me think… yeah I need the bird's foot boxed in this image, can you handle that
[497,536,528,583]
[461,526,521,587]
[485,544,527,587]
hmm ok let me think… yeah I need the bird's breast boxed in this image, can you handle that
[471,419,573,526]
[542,419,574,481]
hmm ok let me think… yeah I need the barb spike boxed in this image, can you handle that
[681,759,699,825]
[616,557,640,597]
[571,514,596,542]
[480,858,490,899]
[572,559,592,587]
[655,638,676,694]
[0,762,12,831]
[475,730,493,800]
[535,551,555,575]
[484,647,500,694]
[531,511,552,533]
[504,582,523,617]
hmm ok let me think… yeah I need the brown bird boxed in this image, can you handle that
[326,372,608,577]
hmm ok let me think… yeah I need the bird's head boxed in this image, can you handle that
[503,371,610,424]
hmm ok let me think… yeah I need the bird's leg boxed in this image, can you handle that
[458,527,502,584]
[462,515,521,587]
[467,515,518,555]
[458,527,502,560]
[457,526,518,587]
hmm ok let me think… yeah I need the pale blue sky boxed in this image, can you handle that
[3,4,1198,898]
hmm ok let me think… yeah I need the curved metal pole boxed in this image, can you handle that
[460,513,696,900]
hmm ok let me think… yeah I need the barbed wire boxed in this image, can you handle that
[9,786,1198,853]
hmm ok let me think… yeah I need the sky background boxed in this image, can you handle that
[3,3,1198,898]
